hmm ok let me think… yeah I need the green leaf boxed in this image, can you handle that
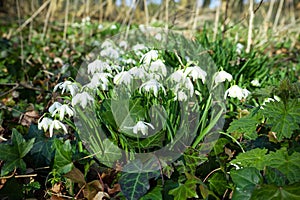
[140,185,163,200]
[231,167,263,200]
[26,125,54,167]
[119,159,160,200]
[251,183,300,200]
[0,129,35,175]
[95,139,122,167]
[53,139,74,174]
[227,115,260,140]
[168,179,199,200]
[262,100,300,140]
[111,98,146,135]
[184,147,208,174]
[208,172,228,196]
[265,148,300,184]
[231,148,268,170]
[265,166,287,186]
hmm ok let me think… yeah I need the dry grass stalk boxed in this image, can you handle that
[246,0,254,53]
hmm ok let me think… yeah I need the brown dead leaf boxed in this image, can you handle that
[107,183,120,195]
[225,147,235,160]
[51,182,63,193]
[92,191,110,200]
[19,110,39,126]
[0,178,7,190]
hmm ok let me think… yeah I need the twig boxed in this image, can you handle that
[15,174,37,178]
[16,0,24,66]
[0,83,19,98]
[246,0,254,53]
[273,0,284,31]
[203,167,221,182]
[63,0,70,40]
[15,0,51,35]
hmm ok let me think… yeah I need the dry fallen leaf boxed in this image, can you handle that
[92,191,110,200]
[19,110,39,127]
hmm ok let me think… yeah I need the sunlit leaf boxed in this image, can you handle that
[230,148,268,170]
[168,179,199,200]
[262,100,300,140]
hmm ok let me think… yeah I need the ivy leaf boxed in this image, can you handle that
[262,100,300,140]
[265,148,300,184]
[25,125,54,168]
[227,115,260,140]
[53,139,74,174]
[0,129,35,176]
[265,166,287,186]
[231,167,263,200]
[119,159,160,200]
[230,148,268,170]
[183,147,208,174]
[251,183,300,200]
[95,139,122,167]
[168,179,199,200]
[208,172,228,196]
[140,185,163,200]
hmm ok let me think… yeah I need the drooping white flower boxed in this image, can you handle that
[149,59,167,77]
[113,71,133,85]
[224,85,250,100]
[119,41,128,49]
[100,47,119,60]
[53,80,79,96]
[48,102,62,115]
[214,70,233,84]
[140,50,158,65]
[133,43,147,52]
[101,40,114,49]
[125,121,155,136]
[38,117,53,133]
[72,92,94,108]
[98,24,103,30]
[87,60,111,74]
[110,24,117,30]
[52,104,74,121]
[251,79,260,87]
[184,66,207,83]
[139,79,166,97]
[175,90,188,101]
[170,69,186,83]
[129,67,147,79]
[85,72,112,90]
[236,43,244,54]
[49,120,68,137]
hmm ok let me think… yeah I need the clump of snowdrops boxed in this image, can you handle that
[38,33,252,168]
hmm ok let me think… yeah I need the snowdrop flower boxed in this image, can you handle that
[72,92,94,108]
[170,69,186,83]
[140,50,158,65]
[48,102,62,115]
[38,117,53,133]
[170,70,194,96]
[123,58,137,65]
[236,43,244,54]
[149,59,167,77]
[85,72,112,90]
[98,24,103,30]
[101,40,114,49]
[113,71,133,85]
[82,16,90,24]
[261,96,280,109]
[184,66,207,83]
[133,43,147,52]
[251,79,261,87]
[119,41,128,49]
[87,60,111,74]
[224,85,250,100]
[155,33,162,41]
[110,24,117,30]
[100,47,119,59]
[52,104,74,121]
[175,90,188,101]
[54,80,79,96]
[49,120,68,137]
[129,67,147,79]
[125,121,155,136]
[139,79,166,97]
[214,70,233,84]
